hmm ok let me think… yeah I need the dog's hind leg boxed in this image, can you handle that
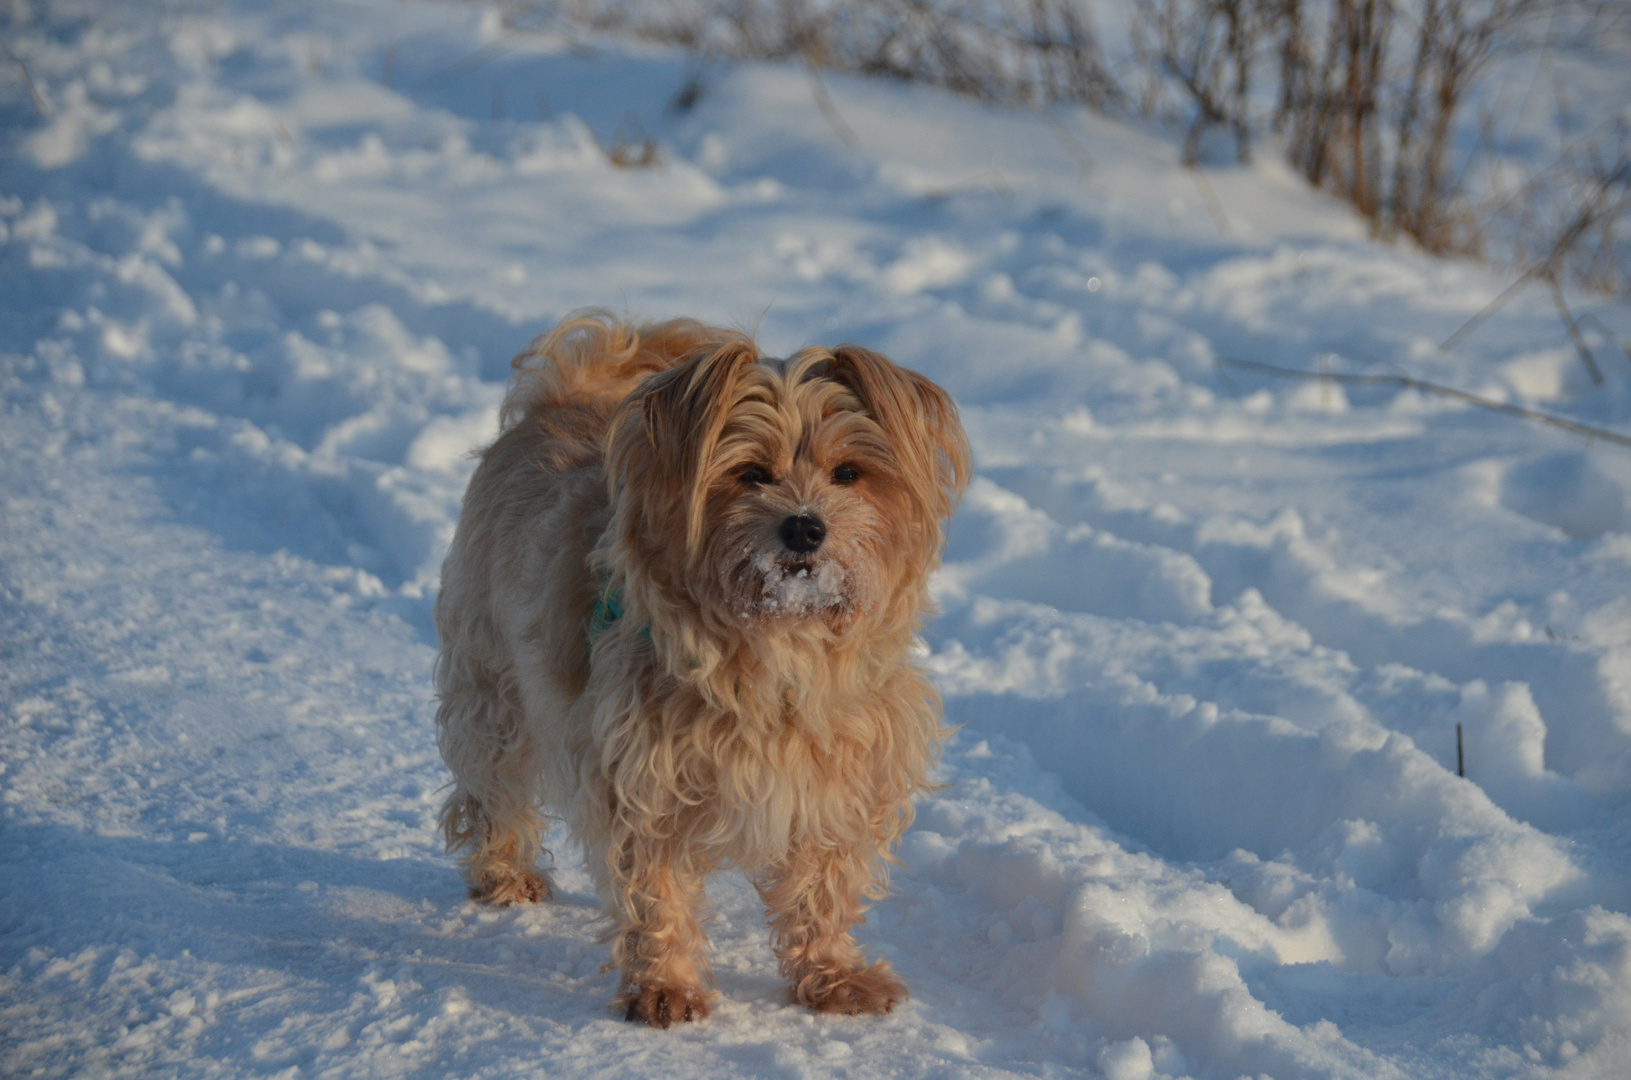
[758,842,907,1015]
[435,664,553,905]
[441,787,553,904]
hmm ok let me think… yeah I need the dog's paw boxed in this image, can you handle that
[796,961,907,1016]
[618,984,712,1028]
[469,866,552,905]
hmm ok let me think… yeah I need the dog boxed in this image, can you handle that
[433,311,969,1026]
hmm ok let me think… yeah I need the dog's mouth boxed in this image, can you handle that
[732,551,850,620]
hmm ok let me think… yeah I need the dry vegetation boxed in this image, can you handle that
[512,0,1630,297]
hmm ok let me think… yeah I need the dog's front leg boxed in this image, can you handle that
[759,842,907,1015]
[609,838,713,1027]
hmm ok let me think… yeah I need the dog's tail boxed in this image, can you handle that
[500,309,751,430]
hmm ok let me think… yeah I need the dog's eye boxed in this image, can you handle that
[740,466,773,486]
[831,464,861,485]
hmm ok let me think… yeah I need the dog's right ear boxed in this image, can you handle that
[826,345,971,527]
[609,338,759,558]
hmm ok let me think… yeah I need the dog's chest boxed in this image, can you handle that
[692,710,877,863]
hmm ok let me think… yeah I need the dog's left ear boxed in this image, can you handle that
[827,345,971,526]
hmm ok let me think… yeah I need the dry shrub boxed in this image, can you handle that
[549,0,1120,107]
[518,0,1630,296]
[1136,0,1265,166]
[1500,132,1631,297]
[1135,0,1630,292]
[1136,0,1539,247]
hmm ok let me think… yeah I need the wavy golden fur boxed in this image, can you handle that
[433,311,970,1025]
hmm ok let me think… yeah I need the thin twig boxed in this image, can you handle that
[4,46,49,116]
[1547,273,1604,385]
[1187,165,1232,236]
[413,0,564,88]
[1571,313,1631,374]
[1575,313,1620,345]
[416,37,517,89]
[804,63,858,149]
[1478,115,1620,222]
[1217,356,1631,450]
[1442,158,1631,352]
[1042,111,1094,180]
[1440,263,1544,352]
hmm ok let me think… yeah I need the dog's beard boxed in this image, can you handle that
[725,549,869,622]
[750,552,848,616]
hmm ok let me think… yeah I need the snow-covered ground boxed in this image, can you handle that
[5,2,1631,1077]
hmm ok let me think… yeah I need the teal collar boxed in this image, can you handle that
[590,580,650,639]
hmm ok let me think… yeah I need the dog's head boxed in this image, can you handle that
[606,337,969,636]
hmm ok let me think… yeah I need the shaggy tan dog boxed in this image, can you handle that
[433,312,969,1026]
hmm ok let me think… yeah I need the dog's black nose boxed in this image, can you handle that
[779,514,826,554]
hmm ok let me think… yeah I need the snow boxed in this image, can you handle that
[747,551,853,618]
[4,1,1631,1077]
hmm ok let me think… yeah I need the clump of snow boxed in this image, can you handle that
[744,551,851,617]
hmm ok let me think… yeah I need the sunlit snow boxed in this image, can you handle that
[4,2,1631,1078]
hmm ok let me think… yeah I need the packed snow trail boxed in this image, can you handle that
[4,2,1631,1078]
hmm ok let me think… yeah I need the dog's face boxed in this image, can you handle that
[608,341,969,635]
[703,354,903,624]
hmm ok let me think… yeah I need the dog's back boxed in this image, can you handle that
[433,313,747,900]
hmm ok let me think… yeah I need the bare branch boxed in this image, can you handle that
[1547,272,1605,384]
[1218,356,1631,448]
